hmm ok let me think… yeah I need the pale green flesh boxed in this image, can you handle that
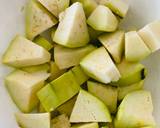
[26,0,58,40]
[38,0,70,17]
[115,91,155,128]
[87,81,118,113]
[125,31,151,62]
[71,0,98,17]
[34,36,53,51]
[54,44,96,69]
[80,47,121,84]
[112,58,147,86]
[15,113,50,128]
[51,114,71,128]
[70,89,112,123]
[53,2,90,48]
[71,123,99,128]
[2,35,51,68]
[100,0,129,18]
[87,5,118,32]
[98,30,125,63]
[37,71,80,112]
[5,70,50,112]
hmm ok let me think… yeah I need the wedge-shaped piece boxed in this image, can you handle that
[70,89,112,122]
[53,2,90,48]
[125,31,151,62]
[71,123,99,128]
[71,0,98,17]
[26,0,57,40]
[113,58,147,86]
[87,5,118,32]
[71,66,89,85]
[51,114,71,128]
[54,45,96,69]
[48,61,67,81]
[34,36,53,51]
[80,47,121,84]
[21,63,50,73]
[138,21,160,52]
[57,96,77,116]
[37,71,80,112]
[88,81,118,113]
[118,80,144,101]
[100,0,129,18]
[114,91,155,128]
[99,30,124,63]
[15,113,50,128]
[38,0,70,17]
[2,36,51,67]
[5,70,50,112]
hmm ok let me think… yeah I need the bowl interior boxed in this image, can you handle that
[0,0,160,127]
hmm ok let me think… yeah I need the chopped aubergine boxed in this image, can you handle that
[15,113,50,128]
[80,47,121,84]
[2,35,51,68]
[48,61,67,81]
[100,0,129,18]
[54,44,96,69]
[125,31,151,62]
[112,58,147,86]
[51,114,71,128]
[70,89,112,123]
[88,81,118,113]
[26,0,58,40]
[5,70,50,112]
[87,5,118,32]
[138,20,160,52]
[53,2,90,48]
[37,71,80,112]
[114,91,155,128]
[34,36,53,51]
[38,0,70,18]
[118,80,144,101]
[98,30,125,63]
[71,0,98,17]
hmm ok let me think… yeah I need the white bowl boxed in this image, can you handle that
[0,0,160,127]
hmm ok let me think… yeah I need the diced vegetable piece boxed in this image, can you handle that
[114,91,155,128]
[80,47,121,84]
[87,5,118,32]
[37,71,80,112]
[51,114,71,128]
[48,61,67,81]
[70,89,112,123]
[118,80,144,101]
[138,20,160,52]
[54,45,96,69]
[15,113,50,128]
[38,0,70,17]
[71,66,89,85]
[21,63,50,73]
[71,0,98,17]
[99,30,125,63]
[100,0,129,18]
[53,2,90,48]
[71,123,99,128]
[34,36,53,51]
[25,0,58,40]
[5,70,50,112]
[2,35,51,68]
[57,96,77,116]
[87,81,118,113]
[113,58,147,86]
[125,31,151,62]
